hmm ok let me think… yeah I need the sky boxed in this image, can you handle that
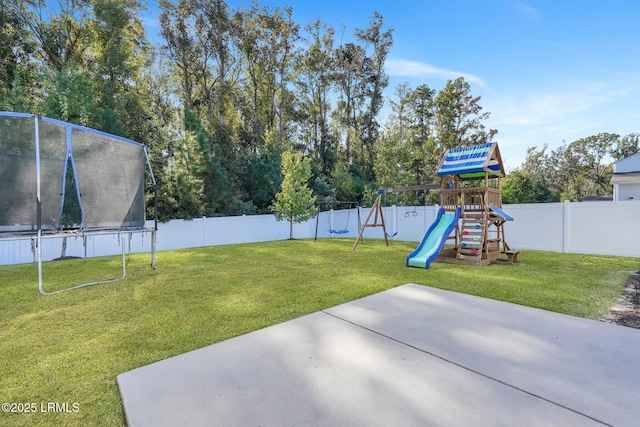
[142,0,640,169]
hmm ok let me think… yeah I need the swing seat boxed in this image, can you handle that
[329,229,350,234]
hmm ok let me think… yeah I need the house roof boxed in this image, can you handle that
[610,171,640,184]
[436,142,505,179]
[612,152,640,173]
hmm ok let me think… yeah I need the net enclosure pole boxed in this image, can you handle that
[145,147,157,270]
[34,115,45,295]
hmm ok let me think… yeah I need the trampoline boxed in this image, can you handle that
[0,112,157,295]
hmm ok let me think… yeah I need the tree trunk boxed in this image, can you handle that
[289,216,294,240]
[60,236,67,258]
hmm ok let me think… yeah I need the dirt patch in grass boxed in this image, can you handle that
[52,256,83,261]
[603,272,640,329]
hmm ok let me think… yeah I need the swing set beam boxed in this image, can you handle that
[382,184,439,193]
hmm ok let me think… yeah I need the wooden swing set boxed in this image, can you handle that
[351,184,439,251]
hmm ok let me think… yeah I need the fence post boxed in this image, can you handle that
[330,209,334,233]
[242,214,246,243]
[202,216,206,247]
[562,200,570,253]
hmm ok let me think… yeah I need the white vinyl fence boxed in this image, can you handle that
[502,200,640,257]
[1,201,639,266]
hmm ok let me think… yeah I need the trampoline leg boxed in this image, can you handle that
[121,236,127,279]
[37,232,45,295]
[37,232,128,295]
[151,229,156,270]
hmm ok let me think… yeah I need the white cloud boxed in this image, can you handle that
[142,17,160,29]
[487,79,639,130]
[482,77,640,166]
[385,58,487,87]
[514,2,540,21]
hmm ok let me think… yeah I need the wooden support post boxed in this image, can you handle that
[352,191,389,251]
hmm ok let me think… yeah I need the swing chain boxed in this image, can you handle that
[404,191,420,217]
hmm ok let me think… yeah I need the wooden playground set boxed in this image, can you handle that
[353,142,518,267]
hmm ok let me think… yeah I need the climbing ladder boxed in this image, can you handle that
[457,211,485,263]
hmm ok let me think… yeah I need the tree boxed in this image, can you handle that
[333,41,365,162]
[159,0,199,110]
[271,149,317,239]
[88,0,148,135]
[184,108,232,216]
[373,131,413,189]
[610,133,639,161]
[243,128,286,214]
[161,111,206,220]
[295,19,337,175]
[352,12,393,181]
[40,63,94,125]
[433,77,497,153]
[382,78,496,191]
[330,160,364,202]
[568,133,616,197]
[0,1,39,111]
[406,84,437,183]
[500,145,559,203]
[193,0,237,127]
[11,0,91,73]
[501,170,555,204]
[233,3,300,147]
[374,83,415,189]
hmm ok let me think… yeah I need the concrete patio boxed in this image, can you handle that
[118,284,640,426]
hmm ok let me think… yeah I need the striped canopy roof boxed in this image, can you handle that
[436,142,505,179]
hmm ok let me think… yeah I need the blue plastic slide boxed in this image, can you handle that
[406,207,461,269]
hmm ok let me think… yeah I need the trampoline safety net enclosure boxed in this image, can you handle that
[0,112,157,295]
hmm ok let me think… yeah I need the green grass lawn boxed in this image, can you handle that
[0,239,637,426]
